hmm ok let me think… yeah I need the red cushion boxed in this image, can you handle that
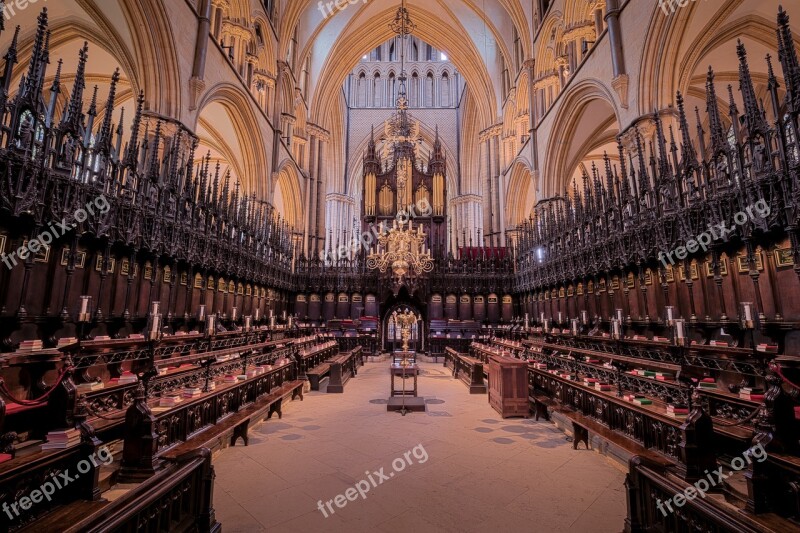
[0,454,12,464]
[5,403,32,415]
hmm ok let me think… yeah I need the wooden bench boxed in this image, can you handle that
[532,392,554,422]
[161,380,304,457]
[306,363,331,391]
[28,449,219,533]
[532,390,673,460]
[326,347,361,393]
[444,348,487,394]
[455,355,487,394]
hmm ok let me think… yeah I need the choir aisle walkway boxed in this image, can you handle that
[213,362,627,532]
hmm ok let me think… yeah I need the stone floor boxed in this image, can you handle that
[213,362,627,532]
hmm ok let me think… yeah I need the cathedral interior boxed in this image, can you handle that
[1,0,800,531]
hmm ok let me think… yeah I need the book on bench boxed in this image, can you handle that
[76,381,105,393]
[42,428,81,450]
[159,395,183,407]
[183,387,203,398]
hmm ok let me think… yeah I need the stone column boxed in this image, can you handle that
[605,0,629,109]
[316,138,326,254]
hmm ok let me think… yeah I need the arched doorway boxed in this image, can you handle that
[380,287,426,353]
[384,304,424,353]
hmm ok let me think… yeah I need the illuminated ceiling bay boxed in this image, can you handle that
[285,0,534,130]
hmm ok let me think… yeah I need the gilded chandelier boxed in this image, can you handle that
[366,219,434,294]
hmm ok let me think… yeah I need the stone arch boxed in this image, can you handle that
[637,0,780,115]
[542,79,621,197]
[274,161,304,229]
[115,0,182,117]
[195,83,269,199]
[506,160,535,230]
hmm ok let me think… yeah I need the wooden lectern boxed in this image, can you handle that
[488,355,529,418]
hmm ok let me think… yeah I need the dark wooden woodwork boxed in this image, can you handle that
[487,355,528,418]
[327,347,361,393]
[444,347,487,393]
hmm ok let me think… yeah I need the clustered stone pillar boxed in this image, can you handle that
[480,125,505,247]
[605,0,629,108]
[299,125,329,260]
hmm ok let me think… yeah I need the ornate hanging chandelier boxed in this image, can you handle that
[367,219,434,294]
[385,0,420,146]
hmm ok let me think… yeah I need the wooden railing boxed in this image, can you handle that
[63,449,219,533]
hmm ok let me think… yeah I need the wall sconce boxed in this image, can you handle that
[207,314,217,337]
[147,301,162,342]
[674,318,686,347]
[740,302,754,329]
[665,305,675,326]
[78,295,92,323]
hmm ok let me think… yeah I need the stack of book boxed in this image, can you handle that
[623,394,652,405]
[94,336,110,341]
[159,394,182,407]
[756,344,778,353]
[108,372,139,386]
[584,357,601,364]
[119,371,138,384]
[633,335,648,341]
[236,374,248,381]
[128,333,145,340]
[595,382,613,392]
[634,369,657,378]
[223,375,238,384]
[739,387,765,402]
[697,377,718,390]
[183,387,203,398]
[246,368,258,378]
[534,362,547,370]
[18,339,43,352]
[42,428,81,450]
[666,404,689,419]
[709,340,729,347]
[582,377,599,386]
[654,336,670,343]
[76,381,104,393]
[254,366,267,374]
[655,372,675,382]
